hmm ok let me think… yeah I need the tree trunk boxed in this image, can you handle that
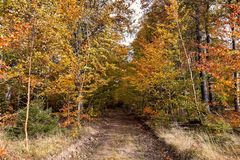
[77,91,83,125]
[204,1,213,106]
[232,28,240,112]
[234,72,240,112]
[208,77,213,105]
[75,22,91,126]
[24,28,35,152]
[175,9,198,108]
[5,84,11,108]
[17,88,21,108]
[196,6,210,113]
[24,50,32,152]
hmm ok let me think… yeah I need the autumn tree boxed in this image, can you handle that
[128,0,202,122]
[200,1,240,111]
[1,0,77,150]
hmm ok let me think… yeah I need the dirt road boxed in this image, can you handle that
[50,110,178,160]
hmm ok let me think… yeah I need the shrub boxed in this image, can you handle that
[203,115,232,133]
[6,100,59,138]
[86,106,99,117]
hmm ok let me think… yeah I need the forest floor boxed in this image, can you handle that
[48,109,179,160]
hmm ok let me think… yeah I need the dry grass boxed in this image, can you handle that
[156,127,240,160]
[0,128,73,159]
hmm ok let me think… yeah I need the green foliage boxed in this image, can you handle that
[85,106,100,117]
[203,116,232,133]
[0,85,7,114]
[151,113,172,128]
[6,100,59,138]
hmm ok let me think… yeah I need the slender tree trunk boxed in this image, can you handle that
[177,27,198,105]
[234,72,240,112]
[74,26,82,126]
[24,28,34,152]
[24,50,32,152]
[76,22,91,126]
[77,86,84,125]
[17,88,21,107]
[175,8,198,108]
[5,83,11,107]
[195,6,210,113]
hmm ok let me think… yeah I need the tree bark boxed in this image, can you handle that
[204,1,213,106]
[195,6,210,113]
[234,72,240,112]
[232,28,240,112]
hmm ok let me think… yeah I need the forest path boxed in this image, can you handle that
[50,109,176,160]
[88,109,172,160]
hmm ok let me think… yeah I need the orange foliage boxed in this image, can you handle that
[79,114,92,121]
[0,23,30,49]
[0,60,9,79]
[58,104,79,127]
[143,107,159,117]
[58,104,92,128]
[0,148,7,158]
[0,23,30,80]
[223,111,240,128]
[0,113,17,126]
